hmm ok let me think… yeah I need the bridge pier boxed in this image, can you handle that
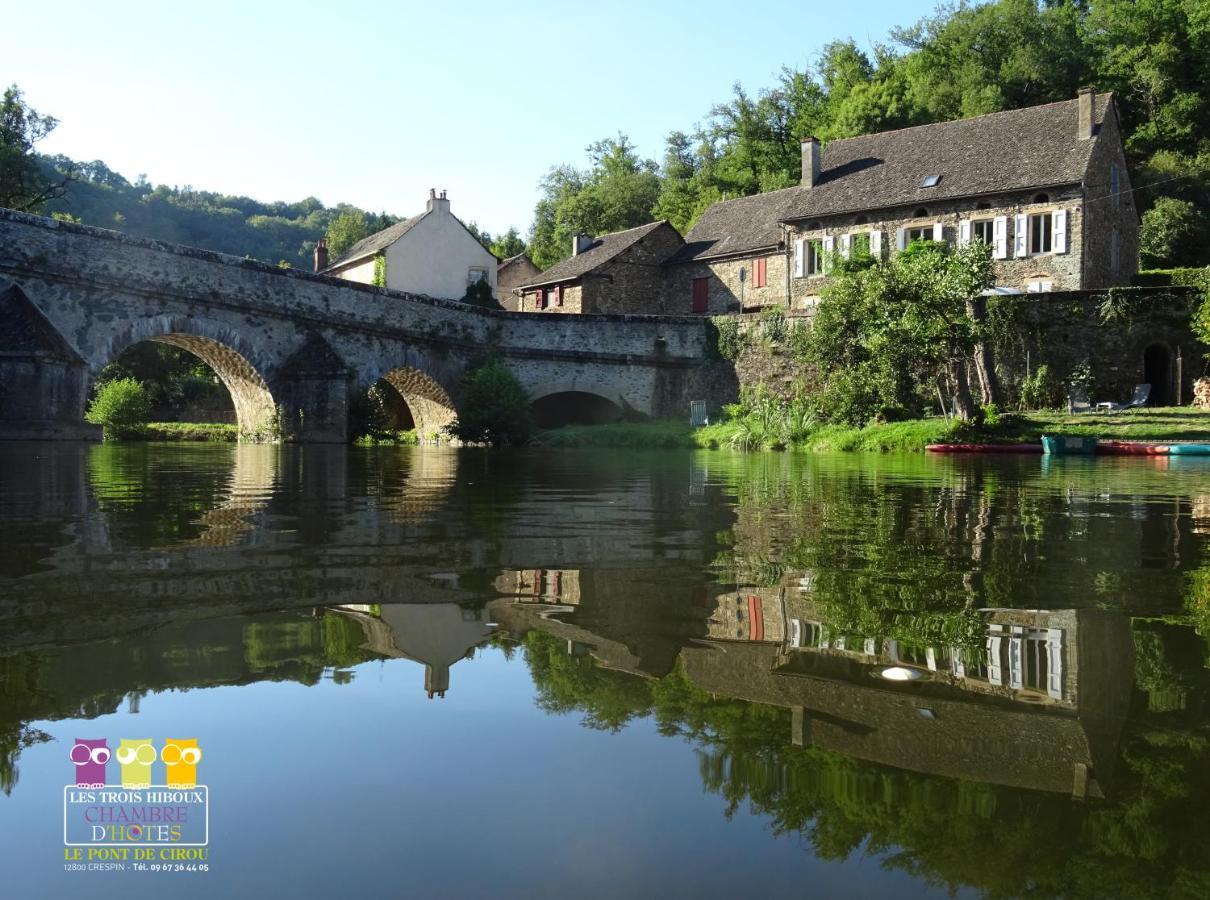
[276,334,352,443]
[0,285,100,441]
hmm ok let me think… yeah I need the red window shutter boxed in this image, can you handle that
[692,277,709,313]
[554,285,562,306]
[757,258,767,288]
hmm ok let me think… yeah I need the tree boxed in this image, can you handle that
[447,359,532,445]
[490,227,526,260]
[1140,197,1208,268]
[807,240,994,424]
[0,84,74,211]
[85,378,152,438]
[325,210,372,258]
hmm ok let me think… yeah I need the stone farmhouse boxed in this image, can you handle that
[495,252,541,311]
[318,189,498,301]
[513,221,683,314]
[510,90,1138,317]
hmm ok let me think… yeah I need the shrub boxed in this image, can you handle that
[1018,364,1061,410]
[1140,198,1208,268]
[448,359,532,445]
[86,378,152,438]
[711,316,747,360]
[759,306,788,344]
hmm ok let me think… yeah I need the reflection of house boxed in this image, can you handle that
[331,603,496,698]
[494,569,581,605]
[318,190,498,302]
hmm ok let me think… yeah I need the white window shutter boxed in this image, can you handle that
[839,234,851,258]
[1053,209,1067,254]
[896,228,906,251]
[870,230,883,259]
[821,235,834,273]
[1045,628,1064,700]
[958,220,971,248]
[993,216,1008,259]
[1014,214,1028,257]
[794,239,804,277]
[932,221,944,242]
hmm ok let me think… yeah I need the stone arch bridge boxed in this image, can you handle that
[0,209,728,441]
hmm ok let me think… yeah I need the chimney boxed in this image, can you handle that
[801,136,821,188]
[313,238,328,272]
[572,234,594,256]
[426,188,450,214]
[1078,87,1096,140]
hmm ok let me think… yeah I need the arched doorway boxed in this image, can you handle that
[1143,343,1172,406]
[94,332,278,441]
[530,391,624,428]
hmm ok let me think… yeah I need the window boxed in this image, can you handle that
[751,257,767,289]
[921,175,942,188]
[850,232,870,257]
[467,267,488,286]
[1029,213,1053,254]
[692,277,709,313]
[1033,193,1050,204]
[972,219,995,245]
[975,201,992,210]
[1111,163,1121,208]
[805,240,824,276]
[544,286,561,308]
[906,225,933,243]
[913,207,929,218]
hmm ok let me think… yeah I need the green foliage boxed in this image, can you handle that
[95,342,228,419]
[536,421,696,449]
[706,384,818,451]
[758,306,788,344]
[528,135,663,269]
[1018,363,1063,410]
[325,210,372,258]
[371,255,386,287]
[85,378,152,438]
[711,316,748,361]
[1140,197,1208,268]
[136,422,237,442]
[805,241,993,425]
[448,359,533,446]
[0,84,73,211]
[460,278,500,310]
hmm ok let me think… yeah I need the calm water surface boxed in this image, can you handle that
[1,443,1208,898]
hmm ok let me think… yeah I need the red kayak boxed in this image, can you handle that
[926,443,1044,454]
[1097,440,1170,455]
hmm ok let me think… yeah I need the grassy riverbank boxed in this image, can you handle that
[134,422,238,442]
[536,408,1210,454]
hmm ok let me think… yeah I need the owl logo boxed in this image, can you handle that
[161,739,202,788]
[115,739,156,788]
[69,738,111,788]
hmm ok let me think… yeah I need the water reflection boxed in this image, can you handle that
[1,444,1209,895]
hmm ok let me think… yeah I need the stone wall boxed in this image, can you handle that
[1082,110,1140,290]
[582,223,685,315]
[496,256,542,311]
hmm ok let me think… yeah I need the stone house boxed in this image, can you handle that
[663,187,800,315]
[514,221,684,314]
[665,89,1138,314]
[318,189,498,302]
[495,252,541,311]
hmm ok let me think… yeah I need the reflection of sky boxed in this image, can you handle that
[1,649,956,899]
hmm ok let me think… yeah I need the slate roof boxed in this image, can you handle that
[516,221,673,290]
[323,212,427,271]
[782,94,1114,222]
[668,186,800,263]
[498,252,533,273]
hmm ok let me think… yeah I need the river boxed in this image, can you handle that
[1,443,1207,898]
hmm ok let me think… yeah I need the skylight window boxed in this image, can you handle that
[921,175,942,188]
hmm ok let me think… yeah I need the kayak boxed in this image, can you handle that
[926,443,1044,454]
[1098,440,1210,456]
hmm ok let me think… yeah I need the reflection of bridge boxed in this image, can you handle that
[0,209,725,441]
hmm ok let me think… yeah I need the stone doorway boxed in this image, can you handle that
[1143,343,1172,406]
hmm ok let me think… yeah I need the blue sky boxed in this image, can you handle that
[7,0,938,235]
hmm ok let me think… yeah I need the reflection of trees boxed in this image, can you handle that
[0,610,378,795]
[520,624,1210,898]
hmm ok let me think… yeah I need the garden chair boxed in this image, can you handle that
[1067,387,1092,414]
[1096,383,1150,413]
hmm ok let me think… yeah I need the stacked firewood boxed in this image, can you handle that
[1194,377,1210,409]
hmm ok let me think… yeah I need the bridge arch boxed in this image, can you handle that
[376,366,459,438]
[529,390,625,428]
[100,319,278,441]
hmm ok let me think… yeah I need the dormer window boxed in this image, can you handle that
[1033,193,1050,204]
[920,175,942,188]
[975,201,992,210]
[913,207,929,219]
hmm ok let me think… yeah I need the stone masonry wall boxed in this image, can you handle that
[584,224,685,315]
[1082,110,1140,290]
[666,252,789,316]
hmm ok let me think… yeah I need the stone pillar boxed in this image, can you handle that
[0,285,100,441]
[276,333,352,443]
